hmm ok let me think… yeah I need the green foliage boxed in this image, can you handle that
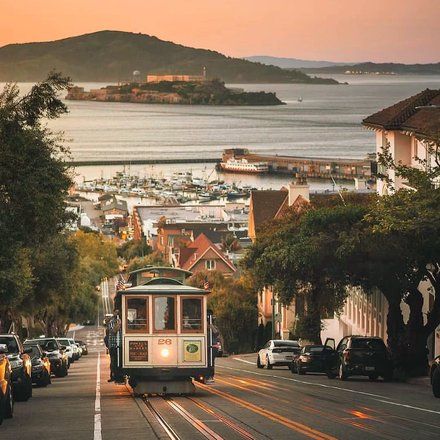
[0,31,338,84]
[244,202,368,343]
[126,251,168,272]
[188,270,257,353]
[117,239,152,261]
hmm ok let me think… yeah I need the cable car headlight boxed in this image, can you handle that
[161,348,170,358]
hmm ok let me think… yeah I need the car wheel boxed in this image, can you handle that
[326,371,337,379]
[432,367,440,398]
[4,384,13,419]
[297,363,305,375]
[266,356,273,370]
[289,362,296,374]
[368,374,379,381]
[257,355,263,369]
[338,363,348,381]
[14,370,31,402]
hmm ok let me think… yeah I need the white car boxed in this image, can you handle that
[68,339,80,360]
[56,338,75,365]
[257,340,300,369]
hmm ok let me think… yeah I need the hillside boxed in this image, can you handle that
[300,61,440,75]
[0,30,338,84]
[245,55,355,69]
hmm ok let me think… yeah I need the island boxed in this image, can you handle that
[66,79,285,106]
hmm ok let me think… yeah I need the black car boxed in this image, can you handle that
[324,336,393,381]
[23,343,51,387]
[430,355,440,398]
[292,345,333,375]
[0,334,33,402]
[26,338,68,378]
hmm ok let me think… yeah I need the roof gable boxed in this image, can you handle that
[362,89,440,138]
[250,190,288,231]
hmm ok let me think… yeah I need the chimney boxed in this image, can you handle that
[288,174,310,206]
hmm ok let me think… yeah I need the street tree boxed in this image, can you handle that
[244,202,368,343]
[0,73,72,331]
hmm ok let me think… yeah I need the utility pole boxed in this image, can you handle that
[271,291,276,340]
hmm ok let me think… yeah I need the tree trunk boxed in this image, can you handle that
[385,295,406,369]
[306,290,322,344]
[405,287,429,376]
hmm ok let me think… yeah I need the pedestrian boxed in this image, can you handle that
[107,308,122,382]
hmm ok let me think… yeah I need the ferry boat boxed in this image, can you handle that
[219,157,268,174]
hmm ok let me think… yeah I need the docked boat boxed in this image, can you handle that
[219,157,268,174]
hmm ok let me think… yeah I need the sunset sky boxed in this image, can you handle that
[2,0,439,63]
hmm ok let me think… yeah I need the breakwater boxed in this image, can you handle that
[70,158,220,167]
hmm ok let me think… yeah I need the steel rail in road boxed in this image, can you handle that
[143,398,182,440]
[140,394,256,440]
[196,381,337,440]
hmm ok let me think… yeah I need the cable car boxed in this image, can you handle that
[114,267,214,395]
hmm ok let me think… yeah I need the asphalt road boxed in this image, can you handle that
[2,333,439,440]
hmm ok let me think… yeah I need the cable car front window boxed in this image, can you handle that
[154,296,176,332]
[181,298,202,332]
[126,297,148,332]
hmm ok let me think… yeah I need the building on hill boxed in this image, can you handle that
[362,89,440,358]
[249,178,312,338]
[100,196,128,219]
[173,233,236,277]
[363,88,440,195]
[146,73,206,83]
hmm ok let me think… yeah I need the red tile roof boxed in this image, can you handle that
[362,89,440,139]
[180,233,236,272]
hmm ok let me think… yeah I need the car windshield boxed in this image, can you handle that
[30,339,59,351]
[58,339,70,346]
[273,341,299,347]
[351,338,386,350]
[24,344,42,358]
[0,337,19,353]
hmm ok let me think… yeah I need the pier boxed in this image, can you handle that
[222,148,375,180]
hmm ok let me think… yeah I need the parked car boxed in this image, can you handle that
[26,338,68,377]
[324,336,393,381]
[257,340,301,369]
[76,340,88,355]
[0,334,32,402]
[0,343,13,424]
[430,355,440,398]
[292,345,334,375]
[56,338,76,364]
[23,343,51,387]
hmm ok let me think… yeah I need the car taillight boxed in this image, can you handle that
[343,349,350,362]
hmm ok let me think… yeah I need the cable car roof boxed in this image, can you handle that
[117,277,209,296]
[128,266,192,277]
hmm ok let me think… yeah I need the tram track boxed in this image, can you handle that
[140,394,256,440]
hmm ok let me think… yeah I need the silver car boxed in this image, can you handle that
[257,340,300,369]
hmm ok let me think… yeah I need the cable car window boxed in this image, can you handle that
[154,296,176,332]
[181,298,203,332]
[126,297,148,332]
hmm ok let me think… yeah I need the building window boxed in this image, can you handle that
[126,297,148,333]
[153,296,176,332]
[205,259,216,270]
[181,297,203,332]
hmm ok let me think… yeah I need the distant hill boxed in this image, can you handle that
[0,31,338,84]
[245,55,355,69]
[299,61,440,75]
